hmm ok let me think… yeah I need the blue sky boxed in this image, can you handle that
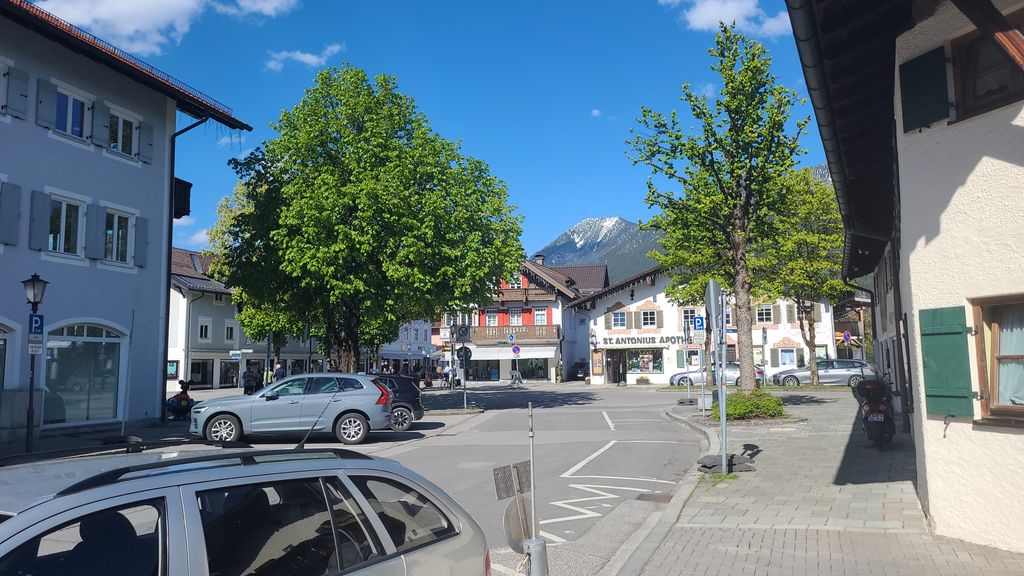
[38,0,824,254]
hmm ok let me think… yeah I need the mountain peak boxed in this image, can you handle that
[537,217,661,282]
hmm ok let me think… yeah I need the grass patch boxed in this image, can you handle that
[701,472,739,486]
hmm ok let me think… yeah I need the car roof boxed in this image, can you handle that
[0,445,390,516]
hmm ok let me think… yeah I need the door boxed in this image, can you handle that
[250,377,307,432]
[299,376,344,432]
[816,360,835,384]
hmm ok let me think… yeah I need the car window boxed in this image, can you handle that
[307,376,340,394]
[273,378,307,397]
[197,479,337,576]
[0,500,164,576]
[350,476,457,553]
[323,478,385,570]
[341,378,365,391]
[816,361,830,369]
[834,360,853,369]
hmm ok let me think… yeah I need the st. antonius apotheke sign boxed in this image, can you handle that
[600,334,697,347]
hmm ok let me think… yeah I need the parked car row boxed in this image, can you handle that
[669,362,765,386]
[772,359,877,386]
[190,372,427,445]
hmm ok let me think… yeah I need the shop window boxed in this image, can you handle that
[627,349,664,373]
[779,348,796,366]
[45,323,122,424]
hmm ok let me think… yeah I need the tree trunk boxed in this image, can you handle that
[731,231,757,392]
[797,299,819,387]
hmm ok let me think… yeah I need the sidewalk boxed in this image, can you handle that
[637,390,1024,576]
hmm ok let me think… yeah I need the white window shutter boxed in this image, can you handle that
[28,190,49,250]
[0,182,21,245]
[35,79,57,129]
[134,216,148,266]
[91,102,110,148]
[5,67,29,119]
[139,122,154,163]
[85,204,106,259]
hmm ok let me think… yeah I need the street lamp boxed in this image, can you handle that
[21,273,48,453]
[588,335,598,384]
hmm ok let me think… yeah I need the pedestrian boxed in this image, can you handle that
[166,381,195,421]
[424,370,433,389]
[273,362,286,382]
[242,366,258,395]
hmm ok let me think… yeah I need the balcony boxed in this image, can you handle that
[470,325,560,344]
[493,288,556,303]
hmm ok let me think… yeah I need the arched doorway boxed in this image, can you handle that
[45,323,124,425]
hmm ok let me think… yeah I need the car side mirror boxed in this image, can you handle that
[265,391,279,401]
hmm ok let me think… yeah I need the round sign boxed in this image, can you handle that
[842,330,852,344]
[457,346,473,362]
[511,344,521,356]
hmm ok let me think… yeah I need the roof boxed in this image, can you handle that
[0,0,250,131]
[550,265,609,294]
[569,266,664,309]
[521,260,579,299]
[785,0,917,279]
[171,247,230,295]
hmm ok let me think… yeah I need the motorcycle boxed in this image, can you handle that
[852,370,898,448]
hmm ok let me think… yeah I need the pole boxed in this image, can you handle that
[525,401,548,576]
[25,301,38,453]
[718,290,728,474]
[265,330,273,385]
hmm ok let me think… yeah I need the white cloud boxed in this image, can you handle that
[591,108,602,118]
[266,43,344,71]
[34,0,298,57]
[217,134,247,147]
[700,82,715,99]
[173,215,196,228]
[676,0,792,37]
[187,228,210,247]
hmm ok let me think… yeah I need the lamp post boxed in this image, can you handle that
[588,335,598,384]
[21,273,48,453]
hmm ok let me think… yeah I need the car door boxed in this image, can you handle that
[299,376,344,432]
[816,361,834,384]
[182,473,404,576]
[250,377,307,432]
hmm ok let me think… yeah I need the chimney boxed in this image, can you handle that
[533,253,545,266]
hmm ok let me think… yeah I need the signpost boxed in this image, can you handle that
[693,316,705,332]
[28,314,43,355]
[508,333,516,344]
[511,344,521,356]
[843,330,852,345]
[705,280,728,475]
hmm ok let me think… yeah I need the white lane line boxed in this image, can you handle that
[561,440,617,477]
[567,474,676,485]
[539,530,567,544]
[541,484,652,525]
[602,411,615,431]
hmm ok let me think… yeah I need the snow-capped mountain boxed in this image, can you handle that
[536,217,662,282]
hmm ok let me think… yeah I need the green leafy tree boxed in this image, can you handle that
[761,168,846,387]
[210,65,522,371]
[628,24,807,391]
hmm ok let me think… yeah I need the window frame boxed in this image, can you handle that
[197,316,212,343]
[951,12,1024,123]
[103,209,133,264]
[756,304,774,324]
[52,82,93,141]
[641,310,657,328]
[104,102,141,159]
[509,307,523,326]
[779,347,797,366]
[972,296,1024,421]
[507,275,522,289]
[534,306,548,326]
[224,320,238,344]
[682,308,696,326]
[213,293,225,305]
[611,311,626,329]
[485,308,498,327]
[47,194,85,257]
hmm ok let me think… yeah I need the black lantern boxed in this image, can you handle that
[21,273,48,312]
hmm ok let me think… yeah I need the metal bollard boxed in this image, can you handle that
[523,537,548,576]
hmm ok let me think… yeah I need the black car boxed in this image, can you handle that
[373,375,426,432]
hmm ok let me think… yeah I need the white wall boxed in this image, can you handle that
[894,0,1024,553]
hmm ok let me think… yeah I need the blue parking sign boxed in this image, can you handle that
[29,314,44,334]
[693,316,705,331]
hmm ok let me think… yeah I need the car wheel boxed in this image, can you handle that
[335,413,369,445]
[205,414,241,442]
[783,376,800,387]
[848,375,863,387]
[391,407,412,432]
[681,377,692,387]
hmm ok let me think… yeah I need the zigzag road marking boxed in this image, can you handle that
[540,484,652,526]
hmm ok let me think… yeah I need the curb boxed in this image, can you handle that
[596,409,719,576]
[425,408,485,415]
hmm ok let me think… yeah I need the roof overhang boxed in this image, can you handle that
[570,266,664,309]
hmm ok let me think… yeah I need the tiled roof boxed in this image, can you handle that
[550,265,609,293]
[569,265,664,308]
[172,274,230,295]
[170,248,229,294]
[521,260,578,299]
[0,0,250,131]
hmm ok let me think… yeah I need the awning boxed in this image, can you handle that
[469,345,557,360]
[379,350,429,360]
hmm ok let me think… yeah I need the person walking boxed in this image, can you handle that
[273,362,286,382]
[242,366,258,395]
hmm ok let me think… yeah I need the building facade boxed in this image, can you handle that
[167,249,324,391]
[374,320,436,375]
[789,0,1024,553]
[572,269,837,386]
[0,2,247,440]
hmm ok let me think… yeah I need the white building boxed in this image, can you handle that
[375,320,436,374]
[789,0,1024,553]
[571,268,836,385]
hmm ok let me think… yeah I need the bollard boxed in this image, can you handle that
[524,537,549,576]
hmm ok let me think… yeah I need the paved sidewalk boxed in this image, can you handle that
[639,391,1024,576]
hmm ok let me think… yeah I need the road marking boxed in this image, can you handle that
[602,411,615,431]
[567,474,676,484]
[539,530,567,544]
[541,484,651,525]
[490,563,518,575]
[560,440,617,478]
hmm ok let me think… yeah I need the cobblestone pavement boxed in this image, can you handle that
[640,391,1024,576]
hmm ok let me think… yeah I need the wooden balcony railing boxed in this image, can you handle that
[493,288,556,303]
[470,325,560,343]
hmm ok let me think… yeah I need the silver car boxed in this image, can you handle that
[191,373,392,445]
[0,445,490,575]
[772,359,877,386]
[670,363,765,386]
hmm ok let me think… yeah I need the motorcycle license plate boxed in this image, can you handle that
[867,413,885,422]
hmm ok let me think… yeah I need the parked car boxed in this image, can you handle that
[0,443,491,576]
[190,373,392,445]
[373,374,426,432]
[772,359,877,386]
[669,362,764,386]
[569,361,589,381]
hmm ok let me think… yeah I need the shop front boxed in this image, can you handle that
[466,345,558,382]
[600,344,671,385]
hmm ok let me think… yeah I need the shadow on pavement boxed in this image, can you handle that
[778,394,837,406]
[833,412,917,487]
[410,421,445,431]
[423,389,598,411]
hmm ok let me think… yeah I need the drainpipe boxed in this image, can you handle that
[160,116,208,423]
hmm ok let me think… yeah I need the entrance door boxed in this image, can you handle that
[607,351,627,384]
[189,360,213,388]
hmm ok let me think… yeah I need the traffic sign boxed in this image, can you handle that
[508,333,516,344]
[28,343,43,355]
[705,280,722,331]
[842,330,852,344]
[454,324,471,342]
[693,316,705,331]
[29,314,44,334]
[511,344,521,356]
[230,350,242,360]
[457,346,472,362]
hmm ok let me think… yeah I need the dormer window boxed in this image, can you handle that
[508,275,522,289]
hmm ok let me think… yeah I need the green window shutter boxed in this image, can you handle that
[676,350,686,367]
[655,310,663,328]
[604,313,612,329]
[919,306,973,417]
[772,304,781,323]
[625,311,633,330]
[900,47,949,132]
[770,348,779,367]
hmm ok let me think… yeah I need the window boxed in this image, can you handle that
[612,311,626,328]
[107,112,136,156]
[341,378,364,391]
[104,211,130,263]
[641,310,657,327]
[0,500,164,576]
[307,376,339,394]
[48,197,83,255]
[272,378,307,396]
[534,307,547,326]
[213,293,225,305]
[508,275,522,289]
[350,475,457,552]
[682,308,696,326]
[724,307,733,326]
[485,308,498,327]
[953,18,1024,121]
[45,323,122,424]
[323,478,385,571]
[989,306,1024,410]
[198,317,211,343]
[756,304,773,324]
[510,307,523,326]
[627,349,664,373]
[779,348,796,366]
[224,321,237,343]
[55,88,90,139]
[198,479,339,576]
